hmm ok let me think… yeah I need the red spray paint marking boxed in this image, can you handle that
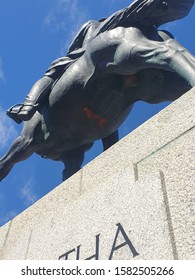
[83,107,107,128]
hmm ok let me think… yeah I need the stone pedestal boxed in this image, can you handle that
[0,88,194,260]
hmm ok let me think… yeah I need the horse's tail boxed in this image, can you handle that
[94,0,194,36]
[132,0,194,27]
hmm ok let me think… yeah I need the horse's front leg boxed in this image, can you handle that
[0,135,34,182]
[0,114,43,182]
[131,38,195,87]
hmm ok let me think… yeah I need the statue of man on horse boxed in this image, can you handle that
[1,0,194,182]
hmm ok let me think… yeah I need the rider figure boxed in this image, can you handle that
[7,19,102,124]
[7,0,193,124]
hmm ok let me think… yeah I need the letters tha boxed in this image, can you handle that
[59,223,139,260]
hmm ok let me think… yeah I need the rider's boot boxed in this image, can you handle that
[6,76,54,124]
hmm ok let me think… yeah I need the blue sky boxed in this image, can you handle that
[0,0,194,226]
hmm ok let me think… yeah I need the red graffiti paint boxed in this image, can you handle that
[83,107,107,127]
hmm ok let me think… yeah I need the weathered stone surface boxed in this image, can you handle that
[26,170,173,260]
[0,88,194,260]
[138,130,195,259]
[0,171,82,259]
[0,221,11,256]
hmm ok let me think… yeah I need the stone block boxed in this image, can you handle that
[0,88,194,260]
[0,221,11,257]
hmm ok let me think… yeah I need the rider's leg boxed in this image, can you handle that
[6,76,54,124]
[6,56,71,124]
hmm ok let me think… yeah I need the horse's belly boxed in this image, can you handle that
[48,93,132,149]
[47,61,133,147]
[63,99,132,145]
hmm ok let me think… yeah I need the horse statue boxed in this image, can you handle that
[0,0,194,182]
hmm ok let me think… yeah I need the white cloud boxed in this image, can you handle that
[0,58,5,82]
[0,210,18,227]
[43,0,89,53]
[43,0,87,33]
[0,107,18,150]
[19,176,38,207]
[0,193,16,226]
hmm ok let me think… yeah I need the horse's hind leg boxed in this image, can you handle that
[61,143,94,181]
[61,148,85,181]
[102,130,119,151]
[0,135,34,182]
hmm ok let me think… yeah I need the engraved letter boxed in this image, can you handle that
[109,223,139,260]
[85,234,100,260]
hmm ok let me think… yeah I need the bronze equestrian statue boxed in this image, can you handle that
[0,0,194,181]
